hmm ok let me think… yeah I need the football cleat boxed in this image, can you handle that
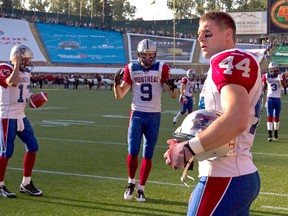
[267,137,273,142]
[136,189,146,202]
[173,117,177,126]
[124,183,135,200]
[20,180,43,196]
[0,185,17,198]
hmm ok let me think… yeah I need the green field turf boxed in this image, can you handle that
[1,85,288,216]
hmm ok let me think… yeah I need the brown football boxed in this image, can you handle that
[29,92,48,108]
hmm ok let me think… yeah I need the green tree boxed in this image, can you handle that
[111,0,136,21]
[167,0,267,17]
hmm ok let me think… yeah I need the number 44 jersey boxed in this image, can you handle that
[0,63,31,118]
[198,48,263,177]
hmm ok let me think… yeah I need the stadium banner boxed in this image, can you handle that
[228,11,267,35]
[35,23,126,64]
[269,0,288,33]
[0,18,46,62]
[127,33,197,63]
[198,44,266,64]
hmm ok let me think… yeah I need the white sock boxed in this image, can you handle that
[137,185,144,191]
[128,177,136,184]
[22,176,31,186]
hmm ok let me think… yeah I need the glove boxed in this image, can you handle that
[114,69,124,86]
[163,139,195,170]
[165,79,177,91]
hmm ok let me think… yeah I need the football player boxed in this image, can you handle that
[262,62,287,141]
[0,45,43,198]
[114,38,177,202]
[164,12,261,215]
[173,69,196,126]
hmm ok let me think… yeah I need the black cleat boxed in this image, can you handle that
[20,180,43,196]
[124,183,135,200]
[136,189,146,202]
[0,185,17,198]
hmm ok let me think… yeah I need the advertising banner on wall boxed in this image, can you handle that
[36,23,126,64]
[127,33,197,63]
[228,11,267,35]
[269,0,288,33]
[0,18,46,62]
[198,44,266,65]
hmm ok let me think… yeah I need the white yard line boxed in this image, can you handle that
[7,167,288,198]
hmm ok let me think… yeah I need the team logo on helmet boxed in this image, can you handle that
[191,113,218,131]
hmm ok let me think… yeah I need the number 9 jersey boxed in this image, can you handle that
[0,63,31,118]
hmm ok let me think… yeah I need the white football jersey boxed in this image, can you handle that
[0,63,31,118]
[198,49,262,177]
[262,73,286,98]
[181,76,195,97]
[123,61,170,112]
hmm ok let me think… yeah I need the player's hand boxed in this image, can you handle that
[165,79,177,91]
[163,139,194,170]
[11,53,21,66]
[182,96,188,104]
[114,69,124,86]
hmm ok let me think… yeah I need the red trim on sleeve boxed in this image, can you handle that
[211,50,259,93]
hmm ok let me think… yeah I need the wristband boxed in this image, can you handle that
[188,137,204,155]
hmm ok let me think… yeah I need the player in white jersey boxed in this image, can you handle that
[164,12,261,215]
[114,39,177,202]
[0,45,43,198]
[262,62,287,141]
[173,69,196,126]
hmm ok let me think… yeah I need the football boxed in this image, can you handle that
[29,92,48,108]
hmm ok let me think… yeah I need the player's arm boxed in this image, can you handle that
[180,82,186,98]
[162,64,178,99]
[196,84,249,151]
[6,53,20,87]
[280,74,288,88]
[113,67,131,99]
[114,81,131,99]
[163,81,178,99]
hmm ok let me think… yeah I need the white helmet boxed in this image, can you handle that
[268,61,279,77]
[186,69,196,79]
[137,39,157,68]
[173,109,235,161]
[10,44,34,72]
[268,61,279,70]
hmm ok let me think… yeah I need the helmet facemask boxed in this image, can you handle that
[186,69,196,80]
[268,62,279,78]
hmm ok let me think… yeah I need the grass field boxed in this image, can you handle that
[1,85,288,216]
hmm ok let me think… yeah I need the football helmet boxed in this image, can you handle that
[10,44,34,72]
[186,69,196,80]
[173,109,235,161]
[268,62,279,77]
[137,39,157,68]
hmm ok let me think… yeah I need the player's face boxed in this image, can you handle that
[269,68,279,77]
[197,20,228,59]
[139,52,155,68]
[22,58,32,67]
